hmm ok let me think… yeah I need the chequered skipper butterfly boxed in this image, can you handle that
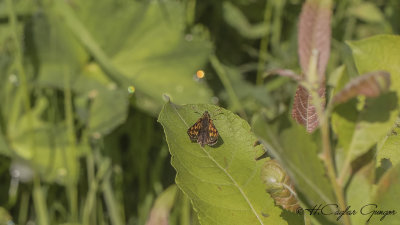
[187,111,219,147]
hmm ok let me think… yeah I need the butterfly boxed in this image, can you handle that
[187,111,219,147]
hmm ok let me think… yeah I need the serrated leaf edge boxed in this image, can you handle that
[167,105,267,225]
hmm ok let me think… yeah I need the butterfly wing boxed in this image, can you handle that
[206,118,219,146]
[187,118,202,142]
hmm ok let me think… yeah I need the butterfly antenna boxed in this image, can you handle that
[212,109,224,120]
[190,105,203,115]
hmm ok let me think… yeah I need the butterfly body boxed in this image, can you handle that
[187,111,219,147]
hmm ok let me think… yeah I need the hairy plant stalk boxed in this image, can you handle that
[299,48,351,225]
[305,83,351,225]
[338,159,351,186]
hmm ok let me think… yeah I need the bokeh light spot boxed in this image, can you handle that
[128,86,135,94]
[196,70,205,79]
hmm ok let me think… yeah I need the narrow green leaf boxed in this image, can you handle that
[346,163,373,225]
[371,164,400,225]
[223,2,269,39]
[348,2,385,23]
[252,114,335,208]
[158,102,287,225]
[146,185,177,225]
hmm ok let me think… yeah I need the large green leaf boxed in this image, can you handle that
[252,114,335,209]
[377,122,400,167]
[371,164,400,225]
[158,102,288,225]
[69,0,213,113]
[73,64,129,136]
[29,10,129,136]
[31,11,88,89]
[331,35,400,170]
[348,35,400,104]
[7,98,86,183]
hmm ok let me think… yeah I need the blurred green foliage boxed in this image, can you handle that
[0,0,400,225]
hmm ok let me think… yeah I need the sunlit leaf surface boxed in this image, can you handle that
[159,102,287,225]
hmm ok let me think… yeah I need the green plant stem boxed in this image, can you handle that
[63,74,78,222]
[256,1,272,85]
[83,153,110,225]
[6,0,32,119]
[6,2,48,225]
[18,190,30,225]
[180,193,190,225]
[321,118,351,225]
[6,0,33,138]
[83,134,96,225]
[304,213,311,225]
[326,99,350,188]
[271,0,285,55]
[186,0,196,27]
[33,176,49,225]
[209,54,247,119]
[301,50,351,225]
[83,153,97,225]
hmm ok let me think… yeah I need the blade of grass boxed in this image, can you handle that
[186,0,197,27]
[209,55,247,119]
[102,169,125,225]
[180,194,190,225]
[6,1,49,224]
[18,190,30,225]
[256,0,272,85]
[33,176,49,225]
[271,0,285,54]
[83,153,110,225]
[63,73,78,222]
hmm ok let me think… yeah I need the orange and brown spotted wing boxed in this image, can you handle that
[206,118,219,146]
[187,118,202,142]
